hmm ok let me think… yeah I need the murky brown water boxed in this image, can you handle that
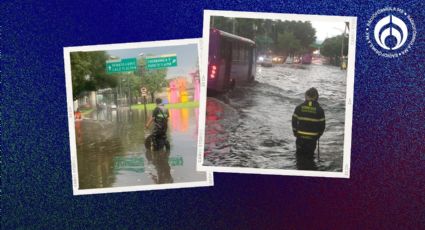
[75,107,206,189]
[204,63,346,171]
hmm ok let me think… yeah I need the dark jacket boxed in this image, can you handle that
[292,100,326,140]
[152,105,169,134]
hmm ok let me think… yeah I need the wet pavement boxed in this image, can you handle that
[75,107,206,189]
[204,63,346,171]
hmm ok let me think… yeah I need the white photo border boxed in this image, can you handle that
[64,38,214,195]
[197,10,357,178]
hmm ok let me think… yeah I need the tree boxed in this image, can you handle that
[211,16,233,32]
[70,51,118,100]
[320,35,348,66]
[273,21,316,55]
[276,31,302,56]
[137,57,168,103]
[210,17,316,56]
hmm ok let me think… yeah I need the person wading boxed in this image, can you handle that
[292,87,326,170]
[145,98,170,150]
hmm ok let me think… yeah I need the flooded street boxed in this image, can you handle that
[75,107,205,189]
[204,63,346,171]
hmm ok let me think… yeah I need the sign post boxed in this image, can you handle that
[106,58,137,111]
[140,87,148,120]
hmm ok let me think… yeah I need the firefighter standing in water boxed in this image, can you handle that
[292,88,326,169]
[145,98,170,150]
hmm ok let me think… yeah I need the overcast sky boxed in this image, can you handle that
[311,20,348,43]
[107,44,199,79]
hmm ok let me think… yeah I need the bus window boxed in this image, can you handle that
[220,38,226,59]
[245,45,249,63]
[232,42,239,62]
[245,45,248,63]
[239,44,245,63]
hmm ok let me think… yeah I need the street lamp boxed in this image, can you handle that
[108,56,120,107]
[138,52,148,119]
[333,25,349,69]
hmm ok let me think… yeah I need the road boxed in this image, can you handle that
[204,63,347,171]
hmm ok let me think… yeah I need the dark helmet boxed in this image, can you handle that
[155,98,162,104]
[305,87,319,100]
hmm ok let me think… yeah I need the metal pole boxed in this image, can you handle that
[341,29,344,69]
[143,95,147,121]
[115,88,118,108]
[317,139,320,161]
[128,75,131,111]
[117,79,122,107]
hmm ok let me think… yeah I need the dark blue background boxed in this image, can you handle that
[2,0,424,228]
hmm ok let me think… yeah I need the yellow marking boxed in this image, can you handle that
[297,131,319,136]
[301,106,316,113]
[293,115,324,122]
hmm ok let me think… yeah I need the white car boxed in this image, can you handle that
[259,56,273,67]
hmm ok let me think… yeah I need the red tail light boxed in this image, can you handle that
[209,65,217,79]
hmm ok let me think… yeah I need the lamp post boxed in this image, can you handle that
[333,26,348,69]
[109,56,120,108]
[232,18,237,34]
[127,75,131,111]
[138,53,148,119]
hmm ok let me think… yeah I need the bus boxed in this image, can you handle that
[301,53,312,64]
[207,28,256,93]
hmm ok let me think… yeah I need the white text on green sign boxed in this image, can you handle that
[146,54,177,70]
[106,58,137,73]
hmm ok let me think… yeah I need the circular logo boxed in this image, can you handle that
[366,7,416,58]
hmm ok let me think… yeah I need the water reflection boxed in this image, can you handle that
[146,148,173,184]
[76,107,205,189]
[169,108,190,132]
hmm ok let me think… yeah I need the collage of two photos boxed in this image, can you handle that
[64,10,356,195]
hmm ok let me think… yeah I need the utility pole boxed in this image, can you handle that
[341,28,345,63]
[128,75,131,111]
[340,22,349,70]
[232,18,236,34]
[141,87,148,121]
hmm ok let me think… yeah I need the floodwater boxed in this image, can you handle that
[75,107,206,189]
[204,63,346,171]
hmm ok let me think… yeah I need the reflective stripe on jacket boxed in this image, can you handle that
[292,100,326,139]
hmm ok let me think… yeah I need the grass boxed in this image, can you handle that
[132,101,199,110]
[80,108,94,115]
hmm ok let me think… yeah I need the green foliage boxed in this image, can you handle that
[320,35,349,65]
[211,17,316,55]
[255,35,274,52]
[137,57,168,102]
[276,31,302,55]
[70,51,118,100]
[132,101,199,110]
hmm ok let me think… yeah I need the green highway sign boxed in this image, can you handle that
[106,58,137,74]
[145,54,177,70]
